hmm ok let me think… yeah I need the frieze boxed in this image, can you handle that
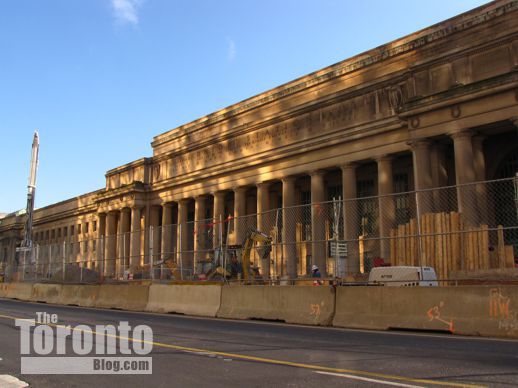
[168,112,314,176]
[166,88,394,178]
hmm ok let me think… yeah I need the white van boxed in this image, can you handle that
[368,266,438,287]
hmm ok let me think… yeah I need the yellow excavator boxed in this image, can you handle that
[207,230,272,283]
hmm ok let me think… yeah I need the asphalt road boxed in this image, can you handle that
[0,298,517,387]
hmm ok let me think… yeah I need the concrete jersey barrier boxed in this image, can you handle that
[0,283,9,298]
[31,283,63,304]
[333,285,518,339]
[146,284,222,317]
[95,284,150,311]
[217,285,335,326]
[3,283,34,301]
[60,285,100,307]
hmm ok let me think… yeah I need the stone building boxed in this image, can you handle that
[1,0,518,280]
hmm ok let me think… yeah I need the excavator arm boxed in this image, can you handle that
[242,230,272,282]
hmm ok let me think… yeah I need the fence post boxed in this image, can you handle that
[219,214,223,274]
[62,241,66,283]
[80,241,83,283]
[49,245,52,279]
[35,244,39,281]
[178,223,183,280]
[413,187,425,275]
[274,209,280,280]
[100,236,105,281]
[149,226,154,280]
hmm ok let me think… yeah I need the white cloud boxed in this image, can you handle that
[111,0,142,26]
[227,39,236,62]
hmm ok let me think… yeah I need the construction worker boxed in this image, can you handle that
[311,265,322,285]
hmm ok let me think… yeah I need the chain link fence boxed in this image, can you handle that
[4,176,518,285]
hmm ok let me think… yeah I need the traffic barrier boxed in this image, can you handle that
[31,283,63,304]
[333,285,518,338]
[95,284,150,311]
[146,284,222,317]
[217,285,335,326]
[60,285,100,307]
[3,283,34,301]
[0,283,8,298]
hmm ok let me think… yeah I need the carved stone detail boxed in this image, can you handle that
[451,105,461,118]
[388,85,403,113]
[153,164,161,180]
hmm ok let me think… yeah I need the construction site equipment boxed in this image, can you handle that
[15,131,40,272]
[389,211,516,279]
[207,230,272,283]
[22,131,39,251]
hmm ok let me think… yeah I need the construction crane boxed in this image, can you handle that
[19,130,39,264]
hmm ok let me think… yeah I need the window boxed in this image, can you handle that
[394,173,411,225]
[78,224,82,234]
[327,185,342,201]
[85,222,89,234]
[301,191,311,241]
[93,221,97,232]
[357,179,376,235]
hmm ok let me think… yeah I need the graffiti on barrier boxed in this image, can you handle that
[427,301,455,333]
[310,303,322,318]
[489,288,518,333]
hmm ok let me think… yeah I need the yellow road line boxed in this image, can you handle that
[0,313,485,388]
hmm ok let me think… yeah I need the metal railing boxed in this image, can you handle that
[3,176,518,285]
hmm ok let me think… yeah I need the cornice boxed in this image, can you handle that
[95,182,149,202]
[105,157,153,177]
[400,71,518,117]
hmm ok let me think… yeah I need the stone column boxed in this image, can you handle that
[341,163,359,274]
[130,207,141,271]
[142,205,150,265]
[97,213,106,274]
[234,187,247,245]
[194,196,207,273]
[256,182,271,278]
[104,211,118,277]
[472,135,488,224]
[411,140,434,215]
[310,170,327,276]
[282,176,297,280]
[430,143,448,212]
[212,191,226,249]
[119,208,131,276]
[377,156,395,260]
[451,130,478,225]
[161,203,173,260]
[149,206,161,266]
[177,199,190,276]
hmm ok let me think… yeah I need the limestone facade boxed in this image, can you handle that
[1,0,518,278]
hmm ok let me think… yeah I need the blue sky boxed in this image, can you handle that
[0,0,488,213]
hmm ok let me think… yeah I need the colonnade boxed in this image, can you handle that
[94,129,487,279]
